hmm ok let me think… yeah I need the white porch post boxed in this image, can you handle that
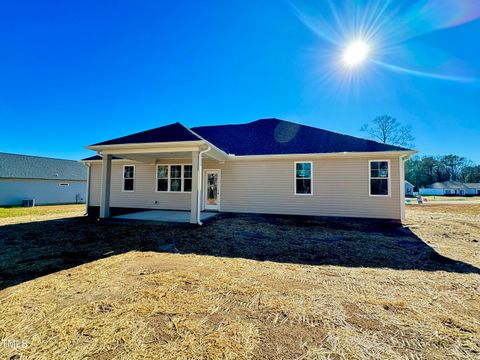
[100,154,112,218]
[190,151,199,224]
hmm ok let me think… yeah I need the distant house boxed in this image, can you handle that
[405,181,415,197]
[82,118,416,223]
[0,153,87,206]
[466,183,480,196]
[419,181,480,196]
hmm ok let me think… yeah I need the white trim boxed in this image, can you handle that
[203,169,221,210]
[82,150,418,164]
[85,163,90,213]
[86,140,205,151]
[155,164,192,193]
[122,164,135,192]
[399,156,406,221]
[230,150,417,161]
[368,160,391,197]
[294,161,313,196]
[197,146,210,225]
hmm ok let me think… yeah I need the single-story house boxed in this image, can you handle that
[0,152,87,206]
[466,183,480,196]
[419,181,480,196]
[82,118,416,224]
[405,181,415,197]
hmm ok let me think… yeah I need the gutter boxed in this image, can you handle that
[197,146,211,225]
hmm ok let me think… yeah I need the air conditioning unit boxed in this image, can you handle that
[22,199,35,207]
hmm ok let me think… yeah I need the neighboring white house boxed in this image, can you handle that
[405,181,415,197]
[82,118,416,223]
[419,181,480,196]
[0,153,87,206]
[466,183,480,196]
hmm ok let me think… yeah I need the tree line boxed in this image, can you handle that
[361,115,479,190]
[405,155,480,190]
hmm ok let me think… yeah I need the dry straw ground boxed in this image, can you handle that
[0,204,478,359]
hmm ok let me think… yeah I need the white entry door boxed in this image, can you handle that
[204,170,220,210]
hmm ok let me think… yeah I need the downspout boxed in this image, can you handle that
[197,146,211,225]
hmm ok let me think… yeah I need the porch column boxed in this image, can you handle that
[190,151,199,224]
[100,154,112,218]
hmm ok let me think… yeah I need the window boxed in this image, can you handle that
[157,164,192,192]
[295,161,312,195]
[184,165,192,192]
[170,165,182,192]
[369,160,389,196]
[123,165,135,192]
[157,165,168,191]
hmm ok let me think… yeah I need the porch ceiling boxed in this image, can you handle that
[113,151,222,164]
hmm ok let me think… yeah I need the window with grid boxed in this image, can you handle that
[123,165,135,191]
[295,162,312,195]
[156,164,192,193]
[183,165,192,192]
[157,165,168,192]
[370,161,389,196]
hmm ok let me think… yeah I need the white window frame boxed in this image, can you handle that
[122,164,135,192]
[156,164,192,193]
[294,161,313,196]
[369,160,390,197]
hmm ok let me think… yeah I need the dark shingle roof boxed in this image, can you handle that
[0,153,87,181]
[84,118,410,160]
[91,122,201,146]
[192,118,409,155]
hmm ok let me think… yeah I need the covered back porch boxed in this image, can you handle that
[86,139,228,225]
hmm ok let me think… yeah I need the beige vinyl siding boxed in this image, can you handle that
[203,156,401,220]
[89,163,102,206]
[88,155,402,220]
[88,160,191,210]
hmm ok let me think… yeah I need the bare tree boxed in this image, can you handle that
[361,115,414,148]
[440,154,467,181]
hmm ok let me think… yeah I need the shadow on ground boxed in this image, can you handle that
[0,213,478,290]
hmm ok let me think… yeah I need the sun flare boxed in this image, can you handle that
[342,40,370,67]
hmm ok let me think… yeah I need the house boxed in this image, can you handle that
[82,118,416,224]
[466,183,480,196]
[0,153,87,206]
[419,181,480,196]
[405,181,415,197]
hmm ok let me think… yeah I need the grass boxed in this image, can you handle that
[418,196,480,202]
[0,205,479,359]
[0,204,84,219]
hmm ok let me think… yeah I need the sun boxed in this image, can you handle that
[342,40,370,67]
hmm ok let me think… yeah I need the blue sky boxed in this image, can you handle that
[1,0,479,162]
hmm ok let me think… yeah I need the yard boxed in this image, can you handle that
[0,204,478,359]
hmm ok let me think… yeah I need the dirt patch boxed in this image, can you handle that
[0,205,479,359]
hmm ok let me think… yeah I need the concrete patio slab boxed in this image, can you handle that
[113,210,218,223]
